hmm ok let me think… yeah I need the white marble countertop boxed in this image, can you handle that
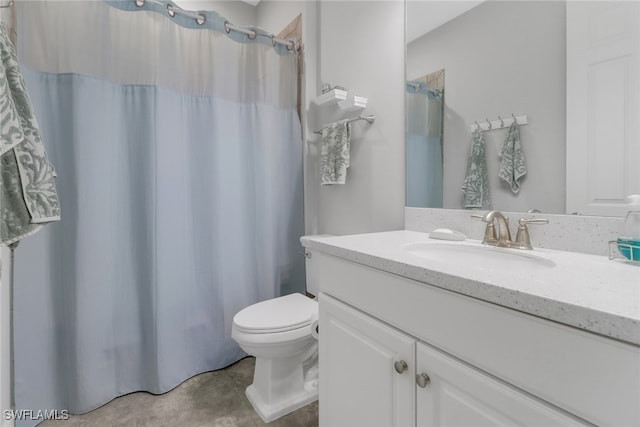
[302,230,640,346]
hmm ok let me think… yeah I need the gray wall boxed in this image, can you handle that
[407,1,567,214]
[258,1,406,236]
[312,1,406,234]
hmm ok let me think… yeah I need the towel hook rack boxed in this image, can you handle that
[470,114,528,132]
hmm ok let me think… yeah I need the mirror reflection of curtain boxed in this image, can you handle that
[14,1,304,424]
[406,80,443,208]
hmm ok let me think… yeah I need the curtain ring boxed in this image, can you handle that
[166,4,175,17]
[270,34,277,47]
[224,21,231,34]
[248,31,257,40]
[135,0,145,7]
[498,115,504,127]
[485,118,492,129]
[196,14,206,25]
[287,40,295,51]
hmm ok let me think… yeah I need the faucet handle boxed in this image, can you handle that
[471,214,497,244]
[514,218,549,249]
[519,218,549,226]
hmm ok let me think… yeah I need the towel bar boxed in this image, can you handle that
[313,115,375,135]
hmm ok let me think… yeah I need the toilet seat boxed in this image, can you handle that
[233,293,317,334]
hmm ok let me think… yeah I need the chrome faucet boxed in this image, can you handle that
[472,210,548,250]
[481,210,512,247]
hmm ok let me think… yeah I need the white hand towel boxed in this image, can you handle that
[320,119,351,185]
[498,121,527,193]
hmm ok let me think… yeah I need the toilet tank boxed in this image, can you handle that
[300,235,334,297]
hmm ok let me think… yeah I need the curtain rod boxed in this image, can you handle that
[137,0,297,51]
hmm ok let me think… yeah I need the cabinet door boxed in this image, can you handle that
[416,342,588,426]
[319,293,415,427]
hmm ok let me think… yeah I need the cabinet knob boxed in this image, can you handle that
[394,360,408,374]
[416,373,431,388]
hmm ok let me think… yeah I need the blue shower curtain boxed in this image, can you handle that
[13,2,304,423]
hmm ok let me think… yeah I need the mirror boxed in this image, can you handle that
[405,0,639,216]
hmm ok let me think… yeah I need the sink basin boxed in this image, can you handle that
[403,242,556,269]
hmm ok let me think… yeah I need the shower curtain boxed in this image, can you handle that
[13,1,304,423]
[406,82,443,208]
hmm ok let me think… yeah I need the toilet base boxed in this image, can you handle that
[245,378,318,423]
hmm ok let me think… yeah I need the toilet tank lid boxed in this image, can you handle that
[233,293,318,333]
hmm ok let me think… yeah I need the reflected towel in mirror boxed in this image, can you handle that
[462,128,491,209]
[498,121,527,193]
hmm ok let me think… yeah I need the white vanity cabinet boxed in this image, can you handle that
[415,342,585,426]
[320,293,585,427]
[320,293,415,427]
[312,251,640,427]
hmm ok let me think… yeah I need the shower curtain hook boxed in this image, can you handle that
[512,113,517,124]
[474,120,480,130]
[485,118,492,129]
[498,115,504,127]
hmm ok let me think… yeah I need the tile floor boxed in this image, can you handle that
[39,357,318,427]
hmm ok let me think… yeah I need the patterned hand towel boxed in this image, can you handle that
[461,128,491,209]
[498,121,527,193]
[0,24,60,245]
[320,119,351,185]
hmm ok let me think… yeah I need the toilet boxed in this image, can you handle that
[231,246,320,423]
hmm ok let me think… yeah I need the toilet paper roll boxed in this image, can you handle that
[310,312,319,340]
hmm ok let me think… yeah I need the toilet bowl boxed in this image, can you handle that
[232,292,319,423]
